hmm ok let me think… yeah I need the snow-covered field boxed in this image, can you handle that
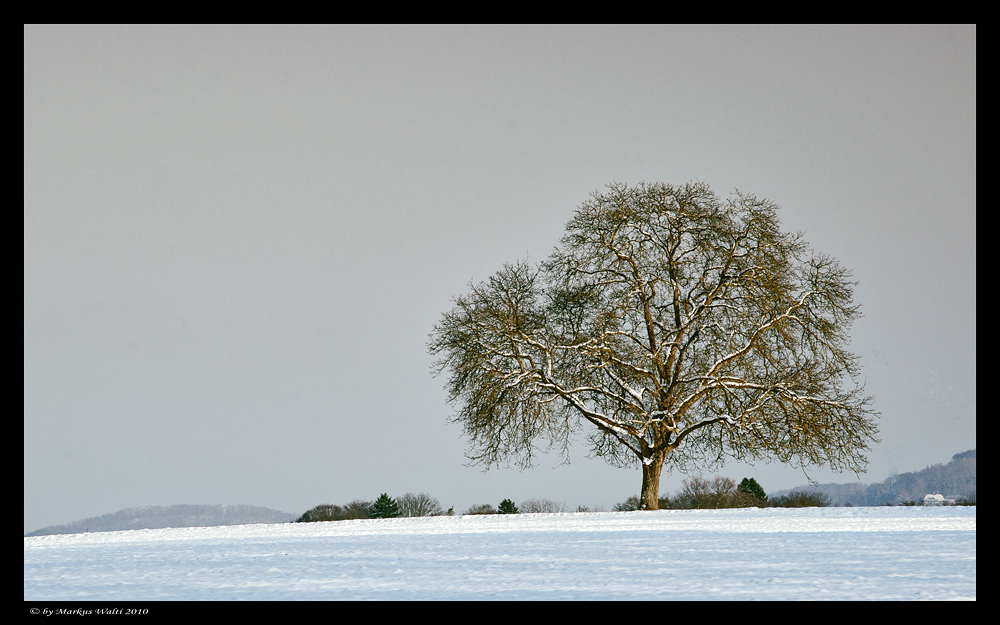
[24,506,975,600]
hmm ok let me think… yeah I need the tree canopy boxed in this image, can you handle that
[429,181,879,510]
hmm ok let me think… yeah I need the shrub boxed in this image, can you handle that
[498,499,519,514]
[465,503,496,515]
[296,504,341,523]
[296,500,373,522]
[770,491,831,508]
[341,500,374,519]
[613,495,642,511]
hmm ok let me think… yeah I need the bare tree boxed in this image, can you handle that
[429,181,879,510]
[709,476,739,508]
[674,476,715,509]
[396,492,445,517]
[519,498,568,513]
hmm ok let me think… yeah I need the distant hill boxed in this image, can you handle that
[771,449,976,506]
[25,504,297,537]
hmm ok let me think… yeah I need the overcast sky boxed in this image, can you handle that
[24,25,975,533]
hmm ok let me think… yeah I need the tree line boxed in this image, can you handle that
[295,477,831,523]
[296,493,452,522]
[295,461,979,523]
[296,493,579,522]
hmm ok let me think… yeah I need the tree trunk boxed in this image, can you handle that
[639,452,666,510]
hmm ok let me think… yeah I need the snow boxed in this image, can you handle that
[24,506,975,600]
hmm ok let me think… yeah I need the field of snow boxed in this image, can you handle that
[25,506,975,600]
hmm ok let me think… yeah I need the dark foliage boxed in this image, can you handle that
[370,493,400,519]
[296,504,340,523]
[465,503,497,515]
[738,477,768,503]
[296,500,373,523]
[770,491,831,508]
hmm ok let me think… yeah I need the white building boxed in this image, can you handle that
[922,493,957,506]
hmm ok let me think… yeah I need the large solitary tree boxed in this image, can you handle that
[429,181,879,510]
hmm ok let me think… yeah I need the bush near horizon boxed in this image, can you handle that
[296,504,341,523]
[465,503,497,515]
[770,491,832,507]
[296,499,374,522]
[672,476,762,509]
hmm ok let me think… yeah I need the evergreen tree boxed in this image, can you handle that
[497,499,519,514]
[738,478,768,504]
[370,493,400,518]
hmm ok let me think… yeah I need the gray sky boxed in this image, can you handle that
[24,25,975,533]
